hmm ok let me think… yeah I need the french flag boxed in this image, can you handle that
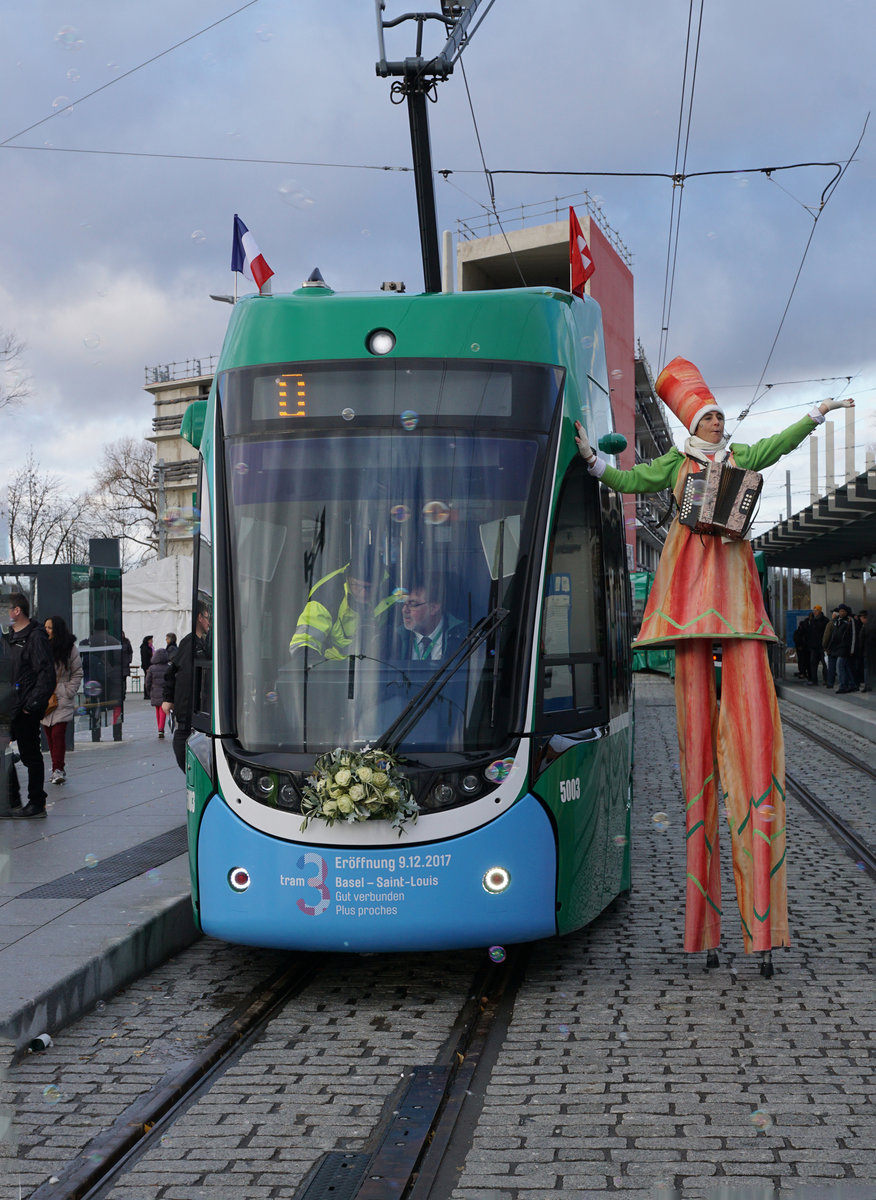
[231,214,274,291]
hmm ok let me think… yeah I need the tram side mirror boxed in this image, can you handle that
[479,515,521,581]
[598,433,627,454]
[181,400,207,450]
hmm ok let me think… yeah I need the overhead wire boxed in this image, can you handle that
[730,113,870,434]
[658,0,705,370]
[0,0,262,148]
[457,57,527,286]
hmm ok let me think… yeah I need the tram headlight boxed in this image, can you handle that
[228,867,251,892]
[461,774,481,796]
[366,328,396,356]
[432,782,455,806]
[229,754,303,812]
[482,866,511,894]
[278,783,298,808]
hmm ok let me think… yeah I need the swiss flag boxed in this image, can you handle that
[569,206,595,296]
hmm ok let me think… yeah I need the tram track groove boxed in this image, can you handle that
[25,954,325,1200]
[785,770,876,880]
[781,713,876,779]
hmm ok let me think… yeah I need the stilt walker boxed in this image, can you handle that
[575,358,853,974]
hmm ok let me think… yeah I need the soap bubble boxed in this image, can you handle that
[422,500,450,525]
[488,945,505,963]
[610,369,623,380]
[55,27,83,51]
[341,408,355,421]
[84,853,99,869]
[265,691,278,704]
[390,504,410,524]
[84,680,102,697]
[278,179,314,209]
[759,804,776,824]
[66,68,80,82]
[191,230,207,244]
[83,334,101,350]
[255,25,273,41]
[652,812,670,831]
[750,1109,773,1132]
[400,410,419,431]
[52,96,73,116]
[613,834,628,847]
[42,1085,62,1104]
[233,461,249,475]
[470,342,480,352]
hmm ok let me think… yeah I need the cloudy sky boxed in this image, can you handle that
[1,0,873,539]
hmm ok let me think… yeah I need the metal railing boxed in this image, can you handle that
[144,356,217,385]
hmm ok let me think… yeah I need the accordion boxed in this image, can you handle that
[678,461,763,539]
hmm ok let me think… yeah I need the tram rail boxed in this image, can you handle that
[27,955,324,1200]
[24,947,529,1200]
[782,713,876,780]
[786,769,876,880]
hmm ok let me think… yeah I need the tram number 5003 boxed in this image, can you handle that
[559,777,581,804]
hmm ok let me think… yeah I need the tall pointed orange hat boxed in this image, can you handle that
[655,357,723,434]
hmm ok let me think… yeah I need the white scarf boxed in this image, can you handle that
[683,433,731,464]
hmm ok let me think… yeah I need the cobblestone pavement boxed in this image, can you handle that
[1,674,873,1199]
[448,675,875,1198]
[779,694,876,849]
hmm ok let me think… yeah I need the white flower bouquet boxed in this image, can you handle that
[299,746,418,834]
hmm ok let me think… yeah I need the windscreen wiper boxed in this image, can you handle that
[377,607,509,755]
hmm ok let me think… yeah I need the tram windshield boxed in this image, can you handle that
[218,359,561,756]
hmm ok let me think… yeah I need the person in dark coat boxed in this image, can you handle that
[806,606,828,685]
[850,612,865,688]
[793,615,810,680]
[162,601,211,771]
[5,593,55,818]
[827,604,857,693]
[144,648,172,738]
[139,636,154,673]
[860,611,875,692]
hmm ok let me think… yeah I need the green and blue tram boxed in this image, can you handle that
[182,278,634,952]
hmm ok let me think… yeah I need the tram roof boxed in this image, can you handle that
[751,464,876,571]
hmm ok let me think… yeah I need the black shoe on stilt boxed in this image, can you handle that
[759,950,774,979]
[706,950,720,969]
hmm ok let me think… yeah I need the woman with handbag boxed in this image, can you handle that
[41,615,83,786]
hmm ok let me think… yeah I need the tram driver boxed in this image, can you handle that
[289,540,399,662]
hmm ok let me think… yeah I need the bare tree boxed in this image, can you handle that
[91,437,158,561]
[0,330,31,412]
[5,451,91,564]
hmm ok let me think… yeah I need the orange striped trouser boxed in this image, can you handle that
[674,639,789,954]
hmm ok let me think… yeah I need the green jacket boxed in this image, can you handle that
[598,414,818,494]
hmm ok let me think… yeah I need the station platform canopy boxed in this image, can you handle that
[751,464,876,570]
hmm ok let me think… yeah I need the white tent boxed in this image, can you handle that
[123,556,193,666]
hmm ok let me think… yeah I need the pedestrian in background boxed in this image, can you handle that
[144,647,172,738]
[6,592,55,819]
[860,611,875,693]
[793,614,810,680]
[165,632,179,660]
[139,635,153,673]
[850,612,865,689]
[41,615,83,786]
[827,605,857,694]
[823,609,839,688]
[163,600,211,771]
[806,605,828,685]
